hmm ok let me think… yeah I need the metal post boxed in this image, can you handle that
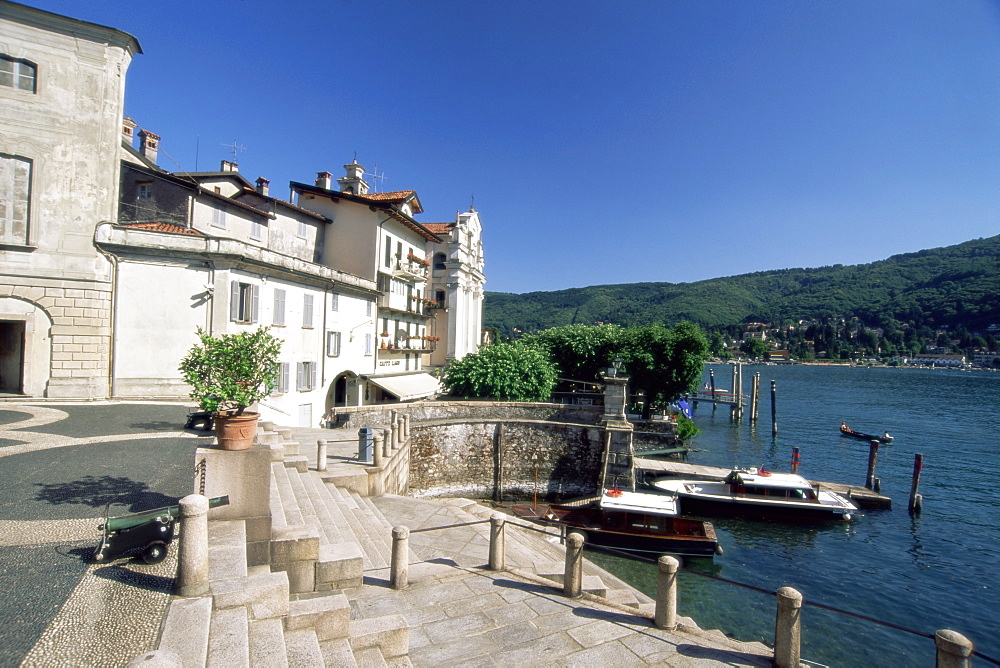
[865,441,879,490]
[654,555,680,630]
[316,439,328,472]
[489,514,506,571]
[790,447,800,474]
[770,380,778,436]
[563,532,585,598]
[935,629,974,668]
[730,363,738,421]
[909,453,924,514]
[773,586,803,668]
[390,526,409,590]
[177,494,210,597]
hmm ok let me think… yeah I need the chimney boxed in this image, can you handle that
[337,160,369,195]
[221,160,238,172]
[255,177,270,197]
[138,129,160,164]
[316,171,332,189]
[122,116,137,148]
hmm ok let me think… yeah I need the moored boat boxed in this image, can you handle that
[511,489,721,557]
[650,467,858,521]
[840,422,893,443]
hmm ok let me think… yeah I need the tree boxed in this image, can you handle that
[442,342,558,401]
[620,322,710,409]
[519,323,623,381]
[740,337,768,359]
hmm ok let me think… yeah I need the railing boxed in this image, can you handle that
[393,258,428,281]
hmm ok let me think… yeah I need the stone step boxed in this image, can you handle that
[347,491,392,568]
[318,637,358,667]
[286,593,350,641]
[158,596,212,667]
[271,462,304,527]
[284,629,324,667]
[348,614,409,662]
[299,471,347,544]
[284,454,310,473]
[319,468,369,497]
[248,617,289,668]
[285,468,320,534]
[208,519,248,582]
[207,605,250,667]
[269,468,287,531]
[211,570,290,621]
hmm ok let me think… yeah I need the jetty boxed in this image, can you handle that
[635,458,892,510]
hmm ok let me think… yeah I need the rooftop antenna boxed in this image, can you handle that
[221,139,246,163]
[369,161,387,192]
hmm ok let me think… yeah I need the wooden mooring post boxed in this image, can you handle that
[909,453,924,514]
[750,373,760,422]
[709,369,717,412]
[770,380,778,436]
[790,447,800,474]
[865,440,880,492]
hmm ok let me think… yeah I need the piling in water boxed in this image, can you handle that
[909,453,924,514]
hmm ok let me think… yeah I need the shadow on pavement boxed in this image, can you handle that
[93,565,175,594]
[33,476,177,513]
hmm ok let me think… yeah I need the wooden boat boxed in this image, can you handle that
[840,422,894,443]
[651,467,858,521]
[511,489,721,557]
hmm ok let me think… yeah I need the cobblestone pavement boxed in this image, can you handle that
[0,403,208,667]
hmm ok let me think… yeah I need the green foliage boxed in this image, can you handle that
[485,235,1000,336]
[520,324,625,381]
[740,337,769,359]
[443,342,558,401]
[179,327,282,415]
[674,414,701,441]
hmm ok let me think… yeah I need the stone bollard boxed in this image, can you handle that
[935,629,974,668]
[563,532,585,598]
[373,433,383,467]
[177,494,210,597]
[654,555,680,630]
[397,417,406,445]
[390,526,409,590]
[773,586,803,668]
[403,414,411,439]
[390,422,398,450]
[489,514,506,571]
[316,439,328,472]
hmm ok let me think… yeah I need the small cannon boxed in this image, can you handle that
[92,495,230,564]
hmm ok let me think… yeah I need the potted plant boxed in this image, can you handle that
[179,326,282,450]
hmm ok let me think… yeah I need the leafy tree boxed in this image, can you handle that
[519,323,623,381]
[442,342,558,401]
[740,337,768,359]
[620,322,710,409]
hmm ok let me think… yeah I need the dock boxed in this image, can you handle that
[635,458,892,510]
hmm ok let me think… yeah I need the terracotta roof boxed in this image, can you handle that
[423,223,455,235]
[356,190,416,202]
[119,222,203,236]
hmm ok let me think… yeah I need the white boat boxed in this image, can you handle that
[651,467,858,521]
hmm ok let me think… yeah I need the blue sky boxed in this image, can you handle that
[28,0,1000,294]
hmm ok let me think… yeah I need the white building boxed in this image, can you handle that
[0,2,141,398]
[423,208,486,367]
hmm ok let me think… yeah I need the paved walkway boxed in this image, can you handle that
[1,403,773,666]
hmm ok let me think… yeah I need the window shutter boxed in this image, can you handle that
[296,362,304,391]
[365,332,373,355]
[366,300,373,317]
[330,294,339,311]
[251,285,260,323]
[310,363,317,390]
[282,363,290,393]
[230,281,240,321]
[303,294,313,327]
[273,289,285,326]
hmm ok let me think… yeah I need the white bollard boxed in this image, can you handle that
[316,439,328,472]
[177,494,210,597]
[935,629,974,668]
[654,555,680,630]
[563,532,585,598]
[390,526,409,590]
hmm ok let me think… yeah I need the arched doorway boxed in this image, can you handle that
[327,371,358,410]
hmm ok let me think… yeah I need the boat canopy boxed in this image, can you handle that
[726,468,815,490]
[599,490,678,517]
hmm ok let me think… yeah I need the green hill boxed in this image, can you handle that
[484,235,1000,336]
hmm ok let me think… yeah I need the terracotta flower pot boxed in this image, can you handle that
[213,411,260,450]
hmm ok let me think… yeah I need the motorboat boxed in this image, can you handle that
[511,488,721,557]
[650,467,857,521]
[840,422,893,443]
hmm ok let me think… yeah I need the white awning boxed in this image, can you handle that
[367,372,440,401]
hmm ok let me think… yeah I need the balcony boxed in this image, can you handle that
[377,293,438,317]
[393,255,429,282]
[377,335,439,354]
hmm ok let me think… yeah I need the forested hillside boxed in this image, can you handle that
[485,235,1000,336]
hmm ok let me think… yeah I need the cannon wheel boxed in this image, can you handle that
[141,541,168,564]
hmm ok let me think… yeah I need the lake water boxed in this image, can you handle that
[588,364,1000,667]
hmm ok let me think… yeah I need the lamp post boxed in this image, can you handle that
[609,356,623,378]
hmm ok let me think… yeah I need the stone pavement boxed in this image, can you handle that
[1,403,774,666]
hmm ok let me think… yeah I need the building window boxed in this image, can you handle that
[250,218,263,241]
[296,361,317,391]
[211,204,226,229]
[229,281,259,323]
[297,220,308,239]
[0,154,31,246]
[303,294,314,328]
[0,56,36,93]
[364,332,373,356]
[433,252,447,270]
[276,362,290,393]
[436,290,446,304]
[366,300,373,317]
[273,288,285,326]
[137,183,153,200]
[384,235,392,268]
[330,293,339,312]
[326,331,341,357]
